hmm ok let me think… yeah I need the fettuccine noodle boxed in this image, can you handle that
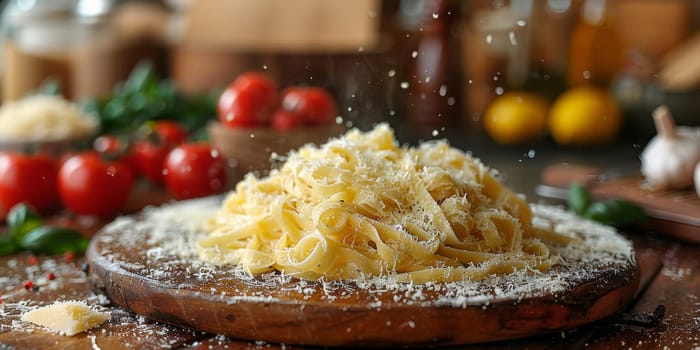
[198,124,573,283]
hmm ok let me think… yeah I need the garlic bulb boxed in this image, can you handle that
[640,106,700,190]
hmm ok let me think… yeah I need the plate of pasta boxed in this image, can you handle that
[87,124,639,346]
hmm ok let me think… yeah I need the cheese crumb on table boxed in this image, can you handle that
[20,301,110,336]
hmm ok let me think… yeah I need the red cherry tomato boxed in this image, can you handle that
[133,121,189,183]
[58,152,134,216]
[93,134,121,154]
[133,142,169,184]
[217,72,279,127]
[163,143,227,200]
[281,87,338,125]
[93,134,138,175]
[152,120,188,146]
[0,152,58,216]
[271,109,304,130]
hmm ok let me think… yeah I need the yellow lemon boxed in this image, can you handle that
[548,86,621,146]
[483,92,549,145]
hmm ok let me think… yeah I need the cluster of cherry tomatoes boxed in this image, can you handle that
[0,120,227,218]
[0,72,338,219]
[217,72,338,130]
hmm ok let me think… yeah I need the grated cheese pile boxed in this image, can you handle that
[0,94,98,141]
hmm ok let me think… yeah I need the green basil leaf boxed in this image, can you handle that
[19,226,89,255]
[567,183,592,215]
[583,200,647,227]
[124,61,157,92]
[0,234,17,256]
[7,203,43,242]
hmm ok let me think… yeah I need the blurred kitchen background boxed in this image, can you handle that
[2,0,700,146]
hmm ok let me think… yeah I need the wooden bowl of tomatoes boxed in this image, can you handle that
[209,72,346,180]
[208,122,345,180]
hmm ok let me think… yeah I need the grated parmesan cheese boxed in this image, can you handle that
[0,94,98,141]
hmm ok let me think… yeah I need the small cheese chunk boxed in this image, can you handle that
[21,301,110,336]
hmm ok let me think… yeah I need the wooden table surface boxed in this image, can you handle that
[1,140,699,350]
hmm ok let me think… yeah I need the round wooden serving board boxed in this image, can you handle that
[87,198,639,347]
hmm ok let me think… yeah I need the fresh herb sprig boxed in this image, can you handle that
[82,62,217,137]
[0,204,89,256]
[567,183,647,227]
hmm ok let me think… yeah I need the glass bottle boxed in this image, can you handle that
[406,0,457,131]
[1,0,115,101]
[567,0,622,87]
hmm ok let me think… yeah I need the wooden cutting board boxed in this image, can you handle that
[537,163,700,243]
[86,198,639,347]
